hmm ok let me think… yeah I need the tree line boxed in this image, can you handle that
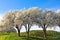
[0,7,60,39]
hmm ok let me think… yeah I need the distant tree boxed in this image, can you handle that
[0,20,4,31]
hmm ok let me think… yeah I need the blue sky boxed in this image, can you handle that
[0,0,60,16]
[0,0,60,32]
[0,0,60,15]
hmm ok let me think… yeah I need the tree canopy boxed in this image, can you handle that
[0,7,60,38]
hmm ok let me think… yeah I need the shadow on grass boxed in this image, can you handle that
[19,36,44,40]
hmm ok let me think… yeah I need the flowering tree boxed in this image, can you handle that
[53,10,60,27]
[3,11,14,30]
[14,10,24,37]
[2,7,60,39]
[3,10,21,36]
[32,9,54,39]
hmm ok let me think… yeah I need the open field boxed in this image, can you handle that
[0,30,60,40]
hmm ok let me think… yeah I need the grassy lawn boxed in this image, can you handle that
[0,30,60,40]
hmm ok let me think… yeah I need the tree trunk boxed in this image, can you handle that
[27,24,30,38]
[43,28,46,39]
[58,25,60,27]
[25,25,27,37]
[16,25,20,37]
[43,25,47,39]
[17,28,20,37]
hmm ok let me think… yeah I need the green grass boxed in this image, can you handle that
[0,30,60,40]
